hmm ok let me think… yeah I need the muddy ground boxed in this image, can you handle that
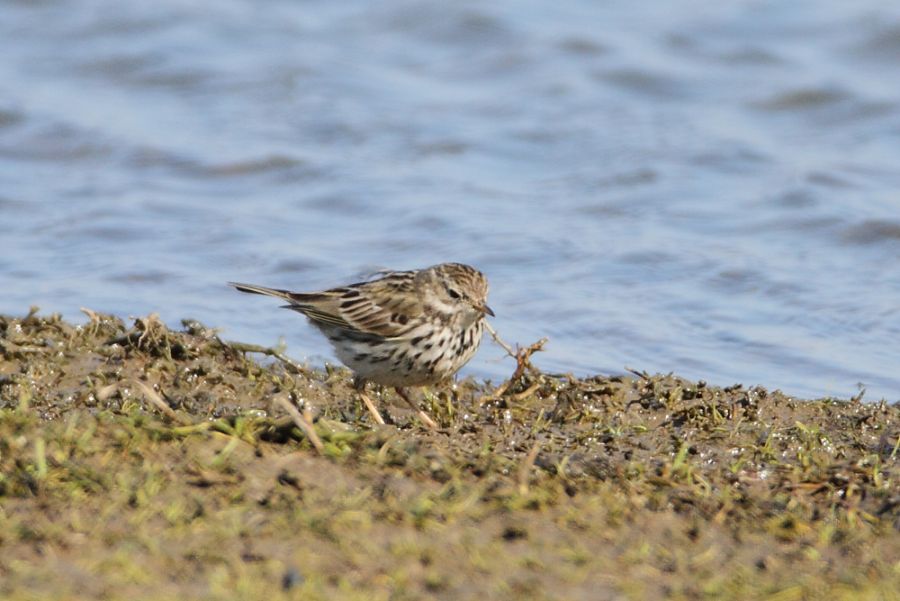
[0,309,898,600]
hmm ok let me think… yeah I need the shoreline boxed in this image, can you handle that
[1,310,898,599]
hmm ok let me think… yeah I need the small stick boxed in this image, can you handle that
[484,321,516,358]
[480,337,548,404]
[507,382,542,402]
[518,440,542,495]
[79,307,101,322]
[135,381,191,425]
[227,341,304,374]
[358,390,387,426]
[275,396,325,454]
[508,338,547,385]
[395,387,438,430]
[95,383,119,402]
[625,366,651,380]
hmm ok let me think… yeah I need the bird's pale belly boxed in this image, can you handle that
[326,322,484,387]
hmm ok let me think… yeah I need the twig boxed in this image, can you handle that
[625,366,651,381]
[227,341,304,374]
[358,389,386,426]
[79,307,101,322]
[510,338,548,381]
[479,336,548,404]
[518,440,542,495]
[484,321,516,358]
[395,387,437,430]
[135,380,191,425]
[95,383,119,402]
[275,396,325,455]
[507,382,542,402]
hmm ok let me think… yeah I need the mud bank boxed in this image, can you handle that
[1,310,898,600]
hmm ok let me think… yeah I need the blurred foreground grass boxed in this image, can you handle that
[1,309,898,600]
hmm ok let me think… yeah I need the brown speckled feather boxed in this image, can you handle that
[231,271,423,340]
[230,262,492,428]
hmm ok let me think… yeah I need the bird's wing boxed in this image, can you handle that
[287,271,422,339]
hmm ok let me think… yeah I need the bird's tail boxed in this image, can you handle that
[229,282,295,302]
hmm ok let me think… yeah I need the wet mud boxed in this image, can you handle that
[1,310,898,600]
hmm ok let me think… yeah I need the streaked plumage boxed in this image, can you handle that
[230,262,493,428]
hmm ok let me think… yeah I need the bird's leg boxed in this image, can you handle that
[354,377,385,426]
[394,387,438,430]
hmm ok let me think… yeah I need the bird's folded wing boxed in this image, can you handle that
[289,287,420,339]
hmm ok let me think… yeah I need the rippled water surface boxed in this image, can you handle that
[3,0,900,400]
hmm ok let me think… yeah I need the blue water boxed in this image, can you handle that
[2,0,900,401]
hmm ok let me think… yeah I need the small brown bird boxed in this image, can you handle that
[230,262,493,429]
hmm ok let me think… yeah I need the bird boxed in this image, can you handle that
[229,262,493,429]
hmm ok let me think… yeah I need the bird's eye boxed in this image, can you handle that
[447,288,461,300]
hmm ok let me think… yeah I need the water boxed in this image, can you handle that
[2,0,900,401]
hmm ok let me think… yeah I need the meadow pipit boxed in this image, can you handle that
[230,262,493,429]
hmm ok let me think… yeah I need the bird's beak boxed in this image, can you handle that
[476,304,495,317]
